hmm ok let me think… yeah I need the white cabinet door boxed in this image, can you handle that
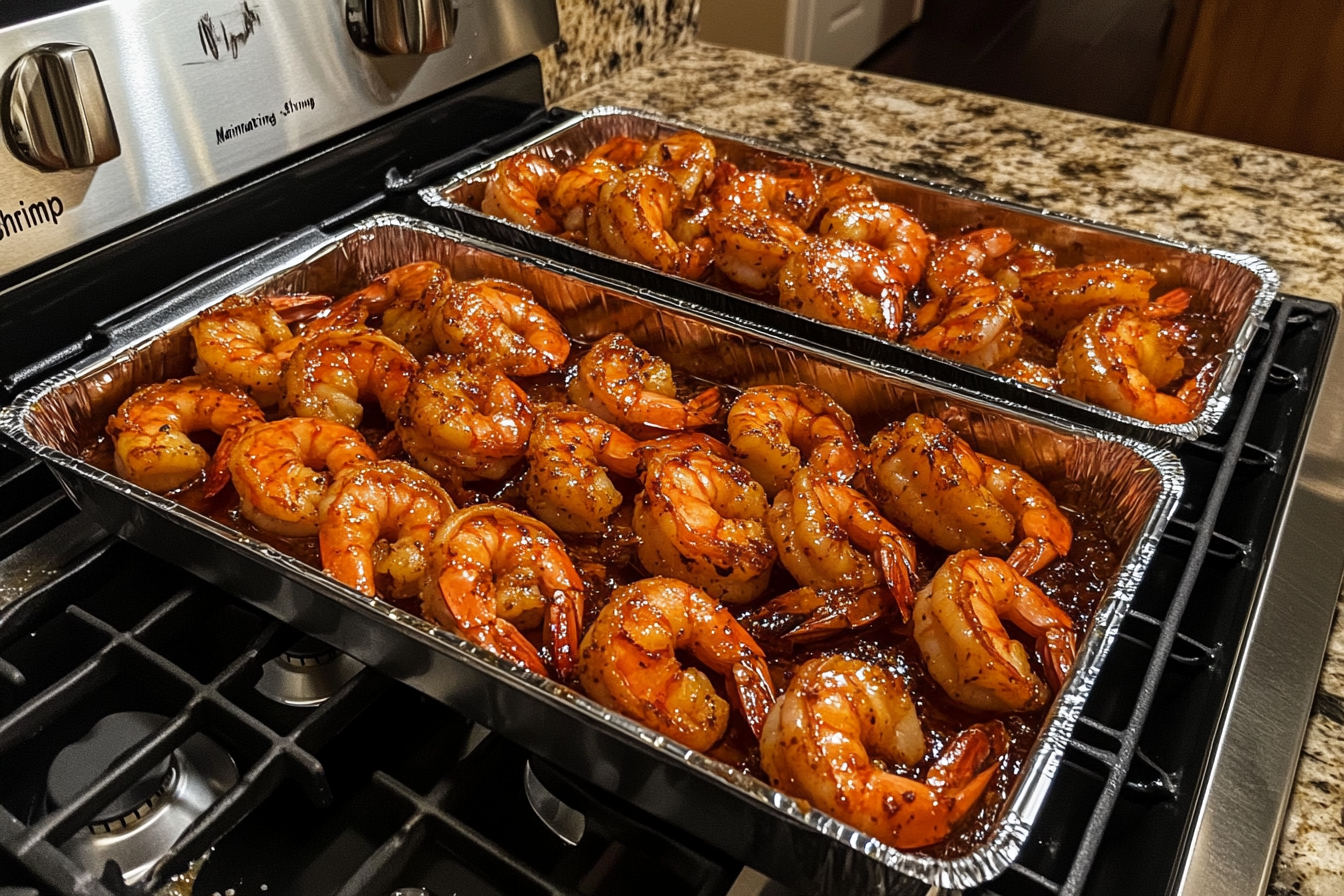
[790,0,918,66]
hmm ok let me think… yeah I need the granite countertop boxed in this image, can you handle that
[556,41,1344,895]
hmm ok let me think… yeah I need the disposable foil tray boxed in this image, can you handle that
[419,106,1278,445]
[0,214,1182,893]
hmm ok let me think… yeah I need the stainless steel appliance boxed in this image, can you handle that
[0,1,1341,894]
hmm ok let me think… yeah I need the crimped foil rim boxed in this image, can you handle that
[419,103,1281,444]
[0,213,1185,890]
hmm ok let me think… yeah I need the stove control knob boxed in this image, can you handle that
[2,43,120,171]
[347,0,457,55]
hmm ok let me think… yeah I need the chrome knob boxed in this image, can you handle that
[2,43,120,171]
[347,0,457,55]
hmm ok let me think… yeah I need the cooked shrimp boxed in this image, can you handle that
[759,656,1006,849]
[430,278,570,376]
[777,237,910,341]
[1020,262,1185,340]
[726,384,862,496]
[989,243,1057,291]
[322,261,449,359]
[482,153,561,234]
[817,170,878,214]
[923,228,1017,307]
[706,206,807,292]
[578,577,776,751]
[318,460,456,598]
[710,163,821,226]
[524,406,642,534]
[422,505,585,680]
[281,327,418,428]
[568,333,721,433]
[595,168,714,278]
[584,135,649,168]
[818,201,932,287]
[1056,306,1209,424]
[190,294,331,406]
[639,130,717,201]
[868,414,1072,575]
[395,356,534,482]
[548,157,622,232]
[633,440,776,603]
[107,377,265,493]
[751,465,918,641]
[910,550,1076,713]
[225,418,376,537]
[994,357,1061,392]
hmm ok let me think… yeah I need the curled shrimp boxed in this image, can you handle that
[1020,262,1185,340]
[1057,306,1211,425]
[430,278,570,376]
[868,414,1072,576]
[107,377,264,493]
[706,206,807,292]
[548,157,622,232]
[523,406,642,534]
[908,228,1022,370]
[321,261,450,359]
[759,656,1007,849]
[281,327,419,428]
[817,201,931,287]
[567,333,721,433]
[318,460,456,598]
[224,417,376,537]
[595,168,714,278]
[634,438,776,603]
[482,153,561,234]
[909,550,1076,713]
[777,237,910,341]
[994,357,1061,392]
[748,465,918,642]
[395,356,534,483]
[726,384,861,496]
[190,294,332,406]
[422,505,585,680]
[639,130,717,201]
[584,136,649,168]
[578,577,776,751]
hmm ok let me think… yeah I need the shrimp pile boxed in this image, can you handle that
[101,260,1114,857]
[479,134,1218,425]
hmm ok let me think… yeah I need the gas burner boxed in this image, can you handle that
[254,636,364,706]
[46,711,238,884]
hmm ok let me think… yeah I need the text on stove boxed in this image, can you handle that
[0,196,64,239]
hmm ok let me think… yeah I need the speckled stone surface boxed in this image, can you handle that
[535,0,699,104]
[553,41,1344,893]
[558,42,1344,303]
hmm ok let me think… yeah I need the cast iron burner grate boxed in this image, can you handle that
[0,296,1333,896]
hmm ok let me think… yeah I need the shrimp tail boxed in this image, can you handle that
[1145,287,1191,319]
[477,620,551,679]
[268,293,336,324]
[684,386,723,427]
[1039,626,1077,692]
[1006,537,1060,577]
[742,586,895,643]
[877,535,918,622]
[728,656,777,738]
[925,720,1008,791]
[544,588,582,683]
[375,428,403,460]
[202,423,247,497]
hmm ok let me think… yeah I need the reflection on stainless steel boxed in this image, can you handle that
[254,636,364,706]
[48,711,238,884]
[0,514,108,612]
[523,760,586,846]
[0,214,1183,892]
[422,106,1278,443]
[3,43,121,171]
[0,0,558,277]
[347,0,458,55]
[1177,316,1344,895]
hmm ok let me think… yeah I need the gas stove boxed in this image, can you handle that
[1,2,1343,895]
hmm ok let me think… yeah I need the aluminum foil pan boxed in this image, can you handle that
[0,213,1182,893]
[419,105,1279,445]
